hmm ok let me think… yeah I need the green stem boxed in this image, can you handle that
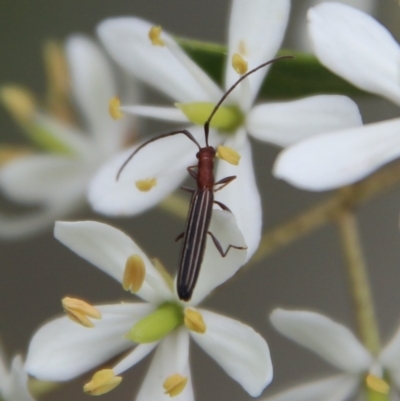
[336,211,380,355]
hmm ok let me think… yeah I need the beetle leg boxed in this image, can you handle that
[207,231,247,257]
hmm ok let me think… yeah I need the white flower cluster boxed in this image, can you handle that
[2,1,400,401]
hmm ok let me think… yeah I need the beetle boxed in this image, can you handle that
[117,55,293,301]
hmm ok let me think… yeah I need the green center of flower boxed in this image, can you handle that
[176,102,244,133]
[127,302,184,343]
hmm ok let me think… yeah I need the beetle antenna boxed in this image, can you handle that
[204,55,294,146]
[117,129,202,180]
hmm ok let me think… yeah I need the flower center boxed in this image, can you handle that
[127,302,184,343]
[175,102,244,133]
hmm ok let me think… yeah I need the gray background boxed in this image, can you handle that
[1,1,400,400]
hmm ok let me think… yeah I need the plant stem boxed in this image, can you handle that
[336,211,380,355]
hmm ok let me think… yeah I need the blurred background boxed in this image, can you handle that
[1,1,400,400]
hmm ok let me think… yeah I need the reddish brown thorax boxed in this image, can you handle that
[196,146,216,190]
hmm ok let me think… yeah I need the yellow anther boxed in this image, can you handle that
[1,86,36,122]
[216,145,241,166]
[365,374,390,395]
[184,308,206,334]
[109,96,123,120]
[83,369,122,396]
[163,374,188,397]
[148,26,165,46]
[232,53,248,75]
[0,146,31,167]
[62,297,101,328]
[43,40,70,99]
[123,255,146,293]
[136,178,157,192]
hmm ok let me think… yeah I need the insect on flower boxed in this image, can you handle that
[117,56,293,301]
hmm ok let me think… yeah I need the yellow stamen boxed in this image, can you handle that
[238,40,248,57]
[216,145,241,166]
[83,369,122,396]
[1,86,36,122]
[43,40,74,124]
[43,40,70,100]
[109,96,123,120]
[123,255,146,293]
[0,146,31,167]
[163,374,188,397]
[62,297,101,328]
[148,26,165,46]
[232,53,248,75]
[365,374,390,395]
[136,178,157,192]
[184,308,206,334]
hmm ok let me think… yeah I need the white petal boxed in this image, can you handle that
[270,309,372,373]
[0,201,83,240]
[214,129,261,260]
[25,303,153,381]
[3,356,35,401]
[0,155,88,204]
[225,0,291,108]
[191,309,272,396]
[136,328,193,401]
[98,17,219,103]
[113,343,157,375]
[34,113,93,157]
[263,374,359,401]
[54,221,173,304]
[247,95,362,147]
[120,105,188,122]
[88,126,205,216]
[379,323,400,388]
[308,3,400,105]
[66,35,126,153]
[273,118,400,191]
[187,210,247,306]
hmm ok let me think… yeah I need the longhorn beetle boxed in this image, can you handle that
[117,55,293,301]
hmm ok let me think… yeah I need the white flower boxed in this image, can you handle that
[25,216,272,400]
[0,347,34,401]
[89,0,362,260]
[264,308,400,401]
[0,35,137,239]
[274,3,400,191]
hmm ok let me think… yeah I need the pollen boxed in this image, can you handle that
[365,374,390,395]
[109,96,123,120]
[216,145,241,166]
[148,26,165,46]
[62,297,101,328]
[1,86,36,122]
[232,53,248,75]
[163,374,188,397]
[136,178,157,192]
[0,146,31,167]
[184,308,206,334]
[83,369,122,396]
[123,255,146,293]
